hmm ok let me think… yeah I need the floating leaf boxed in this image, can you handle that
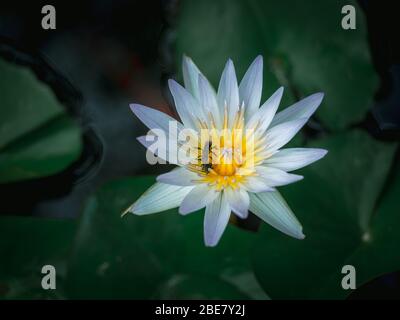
[0,58,82,183]
[252,130,398,299]
[65,176,267,299]
[153,274,250,299]
[176,0,377,130]
[0,216,77,299]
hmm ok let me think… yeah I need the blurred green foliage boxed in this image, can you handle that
[0,58,82,183]
[0,177,268,299]
[176,0,377,131]
[252,131,398,299]
[65,176,267,299]
[0,216,76,299]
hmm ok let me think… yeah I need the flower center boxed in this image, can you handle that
[211,146,242,176]
[186,108,264,190]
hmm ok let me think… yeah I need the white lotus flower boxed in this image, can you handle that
[126,55,327,247]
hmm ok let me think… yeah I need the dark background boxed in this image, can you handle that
[0,0,177,218]
[0,0,399,299]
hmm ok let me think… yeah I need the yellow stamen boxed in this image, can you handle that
[186,109,267,190]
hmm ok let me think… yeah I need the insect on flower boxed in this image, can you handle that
[125,55,327,247]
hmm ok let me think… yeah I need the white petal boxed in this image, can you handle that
[130,104,183,135]
[137,135,192,165]
[217,59,239,125]
[249,191,304,239]
[204,192,231,247]
[198,74,222,128]
[179,184,219,215]
[270,92,324,127]
[241,176,275,193]
[137,135,168,164]
[256,166,303,187]
[129,182,194,215]
[264,117,308,153]
[168,79,204,129]
[240,56,263,120]
[182,55,202,100]
[247,87,283,131]
[157,167,199,186]
[264,148,328,172]
[225,188,250,219]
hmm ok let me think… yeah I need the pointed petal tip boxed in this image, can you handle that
[285,223,305,240]
[167,78,175,88]
[129,104,155,121]
[178,202,192,216]
[204,238,218,247]
[178,205,194,215]
[168,78,187,93]
[292,223,305,239]
[312,148,329,160]
[226,58,234,67]
[315,149,328,160]
[178,206,185,215]
[253,55,263,66]
[129,103,140,113]
[168,78,182,95]
[313,92,325,102]
[297,231,306,240]
[223,59,235,74]
[129,103,154,117]
[121,205,132,217]
[136,136,150,148]
[205,243,217,248]
[283,225,305,240]
[272,86,284,99]
[122,202,144,217]
[183,53,194,60]
[232,209,249,219]
[182,55,193,67]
